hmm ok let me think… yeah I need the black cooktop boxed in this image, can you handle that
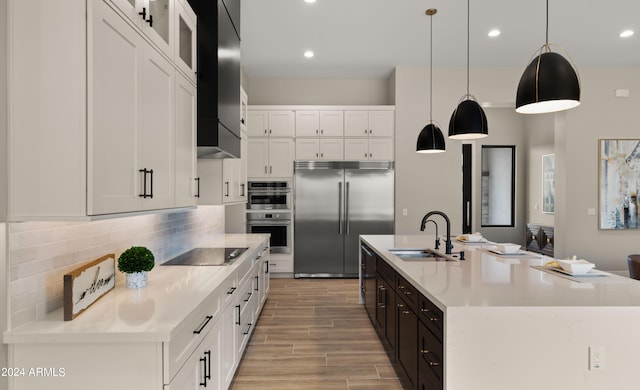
[161,247,248,266]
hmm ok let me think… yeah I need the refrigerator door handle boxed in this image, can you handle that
[338,182,343,235]
[345,182,350,235]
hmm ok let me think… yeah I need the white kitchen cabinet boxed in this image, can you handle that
[174,0,197,83]
[197,156,244,205]
[248,138,295,178]
[344,138,394,161]
[295,110,344,137]
[295,138,344,160]
[174,73,198,208]
[344,110,394,137]
[7,0,197,220]
[109,0,174,60]
[90,0,174,214]
[247,110,295,137]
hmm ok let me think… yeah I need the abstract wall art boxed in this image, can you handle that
[599,139,640,229]
[542,154,555,214]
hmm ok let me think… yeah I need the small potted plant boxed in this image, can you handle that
[118,246,155,288]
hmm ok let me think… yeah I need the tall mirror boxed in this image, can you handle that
[481,145,515,227]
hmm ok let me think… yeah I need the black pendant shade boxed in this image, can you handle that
[449,99,488,140]
[416,123,445,154]
[516,51,580,114]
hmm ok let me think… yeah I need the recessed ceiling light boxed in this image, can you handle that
[620,30,634,38]
[488,29,501,38]
[304,50,315,58]
[304,0,317,3]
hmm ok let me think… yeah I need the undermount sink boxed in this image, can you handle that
[388,248,452,261]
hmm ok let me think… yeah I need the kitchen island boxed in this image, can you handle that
[361,234,640,390]
[3,234,270,390]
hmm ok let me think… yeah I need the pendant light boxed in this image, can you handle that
[448,0,488,140]
[515,0,580,114]
[416,8,445,154]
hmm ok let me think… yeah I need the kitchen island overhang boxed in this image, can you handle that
[360,234,640,390]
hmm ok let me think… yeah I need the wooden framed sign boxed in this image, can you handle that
[64,254,116,321]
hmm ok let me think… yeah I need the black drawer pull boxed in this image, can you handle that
[243,323,252,335]
[244,292,252,302]
[235,305,241,325]
[227,286,236,295]
[420,349,441,367]
[193,315,213,335]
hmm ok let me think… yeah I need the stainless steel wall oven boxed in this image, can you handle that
[247,181,291,210]
[246,212,292,254]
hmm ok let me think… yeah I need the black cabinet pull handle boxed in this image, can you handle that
[265,260,269,274]
[235,304,241,325]
[139,168,153,198]
[240,183,245,197]
[243,323,252,335]
[204,350,211,381]
[195,177,200,198]
[244,292,252,302]
[225,181,230,197]
[420,349,441,367]
[254,275,259,291]
[138,7,146,20]
[149,169,154,198]
[193,315,213,334]
[227,286,236,295]
[146,14,153,27]
[199,355,207,386]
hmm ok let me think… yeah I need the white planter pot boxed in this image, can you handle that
[126,271,148,289]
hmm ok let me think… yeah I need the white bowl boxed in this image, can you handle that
[495,243,521,253]
[557,259,595,275]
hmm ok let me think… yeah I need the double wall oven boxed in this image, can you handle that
[246,181,292,254]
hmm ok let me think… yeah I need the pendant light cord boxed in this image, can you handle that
[466,0,470,96]
[429,13,433,121]
[545,0,549,50]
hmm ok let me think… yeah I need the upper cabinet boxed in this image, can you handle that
[7,0,197,220]
[295,111,344,137]
[247,111,295,138]
[345,110,395,137]
[175,0,197,82]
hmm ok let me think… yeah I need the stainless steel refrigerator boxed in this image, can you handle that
[294,161,394,277]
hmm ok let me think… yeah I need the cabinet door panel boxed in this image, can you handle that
[319,111,344,137]
[89,0,143,215]
[268,139,295,177]
[175,0,197,83]
[344,139,369,161]
[268,111,295,137]
[247,139,268,178]
[247,111,268,137]
[369,138,394,161]
[397,297,418,389]
[369,111,395,137]
[174,73,197,207]
[319,139,344,160]
[143,0,173,58]
[295,111,320,137]
[344,111,369,137]
[295,139,320,160]
[140,45,175,210]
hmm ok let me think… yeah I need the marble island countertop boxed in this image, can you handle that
[361,234,640,310]
[3,234,270,344]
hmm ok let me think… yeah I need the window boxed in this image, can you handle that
[481,145,515,227]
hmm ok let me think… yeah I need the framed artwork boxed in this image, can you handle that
[599,139,640,229]
[542,154,555,214]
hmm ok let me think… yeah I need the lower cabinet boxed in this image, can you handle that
[363,243,444,390]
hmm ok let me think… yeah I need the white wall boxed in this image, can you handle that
[245,77,390,105]
[525,114,555,226]
[7,206,225,328]
[1,0,9,386]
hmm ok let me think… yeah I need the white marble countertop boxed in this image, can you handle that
[361,234,640,311]
[3,234,269,344]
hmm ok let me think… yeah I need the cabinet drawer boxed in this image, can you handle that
[396,273,418,311]
[268,258,293,273]
[375,256,396,287]
[419,293,443,341]
[164,294,221,383]
[221,272,239,306]
[419,320,443,388]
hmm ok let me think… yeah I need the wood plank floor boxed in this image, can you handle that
[230,278,404,390]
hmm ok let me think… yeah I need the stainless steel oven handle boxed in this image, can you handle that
[247,221,292,226]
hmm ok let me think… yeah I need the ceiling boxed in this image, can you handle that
[240,0,640,79]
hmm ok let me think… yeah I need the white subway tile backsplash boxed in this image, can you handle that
[8,206,225,328]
